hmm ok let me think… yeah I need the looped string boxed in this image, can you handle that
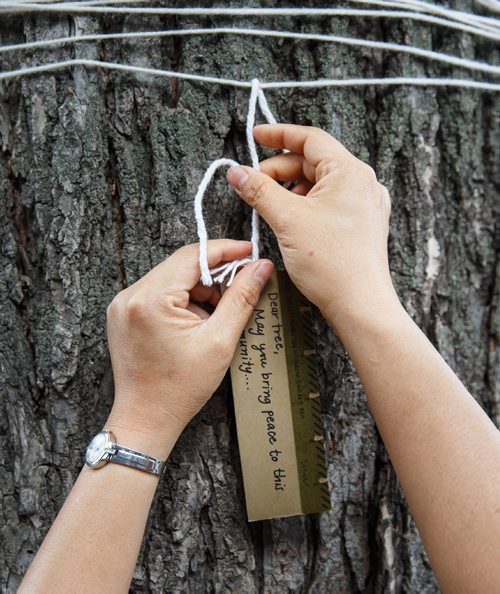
[194,157,239,286]
[194,78,277,286]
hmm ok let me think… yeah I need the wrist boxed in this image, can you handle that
[322,284,404,340]
[105,406,185,461]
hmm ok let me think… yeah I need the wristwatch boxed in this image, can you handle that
[85,430,166,476]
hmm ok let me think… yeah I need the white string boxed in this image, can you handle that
[244,80,280,264]
[195,79,277,286]
[194,158,239,286]
[257,89,278,125]
[0,9,497,40]
[259,77,500,90]
[2,1,499,33]
[350,0,500,31]
[1,59,499,91]
[2,3,498,282]
[246,80,261,171]
[2,29,499,76]
[248,82,284,264]
[3,30,499,76]
[246,80,262,264]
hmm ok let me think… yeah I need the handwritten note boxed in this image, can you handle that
[229,271,305,521]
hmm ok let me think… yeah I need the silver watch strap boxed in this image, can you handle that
[109,443,165,475]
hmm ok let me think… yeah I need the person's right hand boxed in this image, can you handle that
[227,123,399,330]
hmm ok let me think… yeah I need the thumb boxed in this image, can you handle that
[206,259,274,347]
[227,166,295,233]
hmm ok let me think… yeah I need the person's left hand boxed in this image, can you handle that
[105,240,274,458]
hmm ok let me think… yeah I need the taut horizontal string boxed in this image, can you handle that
[1,59,499,91]
[2,28,499,73]
[1,0,498,34]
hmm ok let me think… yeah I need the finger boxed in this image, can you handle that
[291,179,314,195]
[208,290,221,307]
[187,302,211,320]
[259,152,316,184]
[254,123,352,174]
[227,166,300,234]
[190,282,221,306]
[205,259,274,345]
[147,240,252,295]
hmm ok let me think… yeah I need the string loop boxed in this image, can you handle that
[194,79,277,286]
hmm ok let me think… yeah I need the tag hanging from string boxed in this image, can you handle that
[228,269,331,521]
[193,80,331,521]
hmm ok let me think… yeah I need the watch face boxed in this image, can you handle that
[86,432,109,467]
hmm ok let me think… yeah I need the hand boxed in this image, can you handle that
[105,240,274,457]
[227,124,399,331]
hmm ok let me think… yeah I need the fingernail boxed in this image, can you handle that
[253,260,274,286]
[227,166,250,191]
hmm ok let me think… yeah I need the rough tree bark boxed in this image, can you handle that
[1,3,498,592]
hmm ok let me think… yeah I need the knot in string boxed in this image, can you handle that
[194,78,277,287]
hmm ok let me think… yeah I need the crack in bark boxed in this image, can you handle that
[168,24,183,109]
[107,139,126,290]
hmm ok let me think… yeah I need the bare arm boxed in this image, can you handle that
[20,240,274,593]
[228,123,500,592]
[331,300,500,592]
[20,435,173,593]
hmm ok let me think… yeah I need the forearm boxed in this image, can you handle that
[230,122,499,588]
[19,240,272,593]
[20,420,182,593]
[329,301,500,591]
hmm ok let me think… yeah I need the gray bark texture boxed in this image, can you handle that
[1,3,499,592]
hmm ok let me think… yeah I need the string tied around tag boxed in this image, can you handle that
[194,78,277,287]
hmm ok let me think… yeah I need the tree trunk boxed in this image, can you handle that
[1,5,498,593]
